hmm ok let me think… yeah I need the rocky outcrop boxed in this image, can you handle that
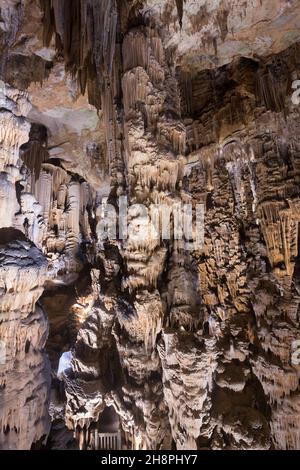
[0,85,50,449]
[0,230,50,449]
[1,0,300,451]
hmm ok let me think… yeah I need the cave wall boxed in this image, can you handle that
[1,0,300,450]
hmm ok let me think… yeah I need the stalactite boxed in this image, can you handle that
[175,0,185,28]
[256,67,288,112]
[21,141,49,191]
[40,0,118,108]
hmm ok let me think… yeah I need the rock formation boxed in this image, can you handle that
[1,0,300,450]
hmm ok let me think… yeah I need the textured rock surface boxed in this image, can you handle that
[1,0,300,450]
[0,232,50,450]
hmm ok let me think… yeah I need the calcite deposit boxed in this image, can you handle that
[1,0,300,450]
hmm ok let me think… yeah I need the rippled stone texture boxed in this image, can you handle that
[1,0,300,450]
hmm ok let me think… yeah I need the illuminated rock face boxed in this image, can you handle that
[1,0,300,450]
[0,232,50,450]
